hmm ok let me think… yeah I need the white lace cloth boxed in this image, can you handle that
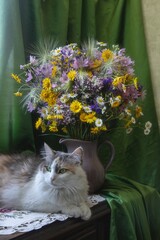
[0,195,105,235]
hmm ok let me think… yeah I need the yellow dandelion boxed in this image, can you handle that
[40,89,51,101]
[49,126,58,132]
[14,91,22,97]
[91,59,102,69]
[112,77,123,87]
[70,100,82,113]
[47,93,57,106]
[85,112,96,124]
[90,127,100,134]
[53,114,63,119]
[49,121,58,132]
[52,66,57,78]
[67,70,77,81]
[101,49,113,62]
[35,118,42,129]
[42,78,51,90]
[40,89,57,106]
[80,112,87,122]
[87,71,93,78]
[11,73,21,83]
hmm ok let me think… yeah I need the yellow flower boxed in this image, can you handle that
[100,125,107,131]
[125,120,132,128]
[40,89,51,101]
[133,77,138,90]
[101,49,113,62]
[91,125,107,134]
[67,70,77,81]
[35,118,46,132]
[53,114,63,119]
[14,91,22,97]
[87,71,93,78]
[35,118,42,129]
[42,78,51,90]
[40,89,57,106]
[11,73,21,83]
[49,121,58,132]
[135,105,143,118]
[70,100,82,113]
[110,96,122,108]
[52,66,57,78]
[62,127,68,134]
[91,59,102,69]
[80,112,87,122]
[85,112,96,123]
[112,76,123,87]
[90,127,100,134]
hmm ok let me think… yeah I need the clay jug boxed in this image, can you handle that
[59,138,115,194]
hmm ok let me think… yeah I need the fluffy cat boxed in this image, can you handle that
[0,143,91,220]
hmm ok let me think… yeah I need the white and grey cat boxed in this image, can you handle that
[0,143,91,220]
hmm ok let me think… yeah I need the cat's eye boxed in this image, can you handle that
[44,165,51,172]
[58,168,67,174]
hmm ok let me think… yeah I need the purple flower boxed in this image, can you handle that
[102,78,113,91]
[39,63,53,78]
[20,64,24,70]
[26,71,33,82]
[26,102,35,112]
[91,103,101,114]
[103,77,112,85]
[29,55,38,65]
[72,57,89,69]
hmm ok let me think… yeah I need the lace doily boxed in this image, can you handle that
[0,194,105,235]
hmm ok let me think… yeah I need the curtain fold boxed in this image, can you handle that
[0,0,35,152]
[95,0,160,192]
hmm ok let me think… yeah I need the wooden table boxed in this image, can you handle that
[0,201,110,240]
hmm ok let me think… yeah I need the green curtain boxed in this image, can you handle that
[0,0,35,153]
[0,0,160,239]
[95,0,160,191]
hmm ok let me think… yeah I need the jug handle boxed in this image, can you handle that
[98,140,115,171]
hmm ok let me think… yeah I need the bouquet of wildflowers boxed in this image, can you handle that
[12,40,152,140]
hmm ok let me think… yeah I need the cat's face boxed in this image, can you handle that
[41,143,83,188]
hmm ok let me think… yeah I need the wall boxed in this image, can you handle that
[141,0,160,127]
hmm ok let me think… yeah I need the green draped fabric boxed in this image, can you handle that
[0,0,160,239]
[102,174,160,240]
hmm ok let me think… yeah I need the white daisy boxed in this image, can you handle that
[144,128,151,135]
[96,96,105,106]
[126,127,133,134]
[145,121,152,129]
[60,94,69,103]
[95,118,103,127]
[83,105,92,113]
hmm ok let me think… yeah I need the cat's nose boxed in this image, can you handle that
[51,176,56,182]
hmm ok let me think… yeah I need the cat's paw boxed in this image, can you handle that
[62,204,91,220]
[80,203,91,220]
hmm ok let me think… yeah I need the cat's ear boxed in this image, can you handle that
[72,147,83,165]
[42,143,56,162]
